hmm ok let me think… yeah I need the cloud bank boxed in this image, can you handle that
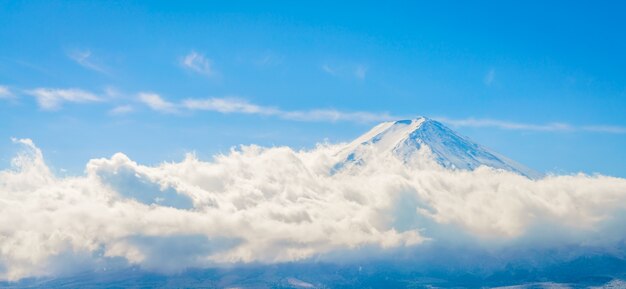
[1,138,626,281]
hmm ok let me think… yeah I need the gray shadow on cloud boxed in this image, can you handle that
[96,166,194,209]
[126,234,241,273]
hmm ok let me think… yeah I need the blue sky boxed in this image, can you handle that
[0,0,625,176]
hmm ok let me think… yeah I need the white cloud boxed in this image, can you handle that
[138,92,177,113]
[182,97,277,115]
[109,105,134,115]
[26,88,102,110]
[1,138,626,281]
[581,125,626,134]
[151,96,626,130]
[0,85,13,99]
[437,117,626,134]
[281,109,393,123]
[181,51,215,77]
[68,49,108,74]
[437,117,573,132]
[182,97,393,123]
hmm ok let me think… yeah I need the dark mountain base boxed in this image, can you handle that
[3,256,626,289]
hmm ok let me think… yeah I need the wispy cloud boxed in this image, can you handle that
[11,85,626,134]
[132,93,626,133]
[581,125,626,134]
[184,97,393,123]
[109,105,134,115]
[138,92,178,113]
[282,109,393,123]
[322,63,369,80]
[183,98,278,115]
[181,51,215,77]
[484,68,495,86]
[321,64,337,76]
[0,85,14,99]
[437,117,626,134]
[67,49,108,74]
[254,53,283,67]
[140,94,393,123]
[26,88,102,110]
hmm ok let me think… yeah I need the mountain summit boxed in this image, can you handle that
[336,117,541,178]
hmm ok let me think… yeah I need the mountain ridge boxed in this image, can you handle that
[335,117,541,178]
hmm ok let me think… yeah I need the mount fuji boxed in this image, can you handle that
[334,117,541,178]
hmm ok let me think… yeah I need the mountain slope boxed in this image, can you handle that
[335,117,541,178]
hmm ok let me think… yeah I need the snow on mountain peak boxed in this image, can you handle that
[335,117,541,178]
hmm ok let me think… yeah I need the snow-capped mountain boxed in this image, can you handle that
[335,117,541,178]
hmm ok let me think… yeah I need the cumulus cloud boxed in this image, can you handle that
[26,88,102,110]
[1,138,626,281]
[181,51,215,77]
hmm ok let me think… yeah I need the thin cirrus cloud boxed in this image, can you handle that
[182,97,278,115]
[182,96,394,123]
[181,51,215,77]
[0,85,13,99]
[137,93,394,123]
[26,88,102,110]
[109,105,134,115]
[321,64,337,76]
[67,49,109,74]
[322,63,368,80]
[580,125,626,134]
[437,117,626,134]
[138,92,178,113]
[138,92,626,133]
